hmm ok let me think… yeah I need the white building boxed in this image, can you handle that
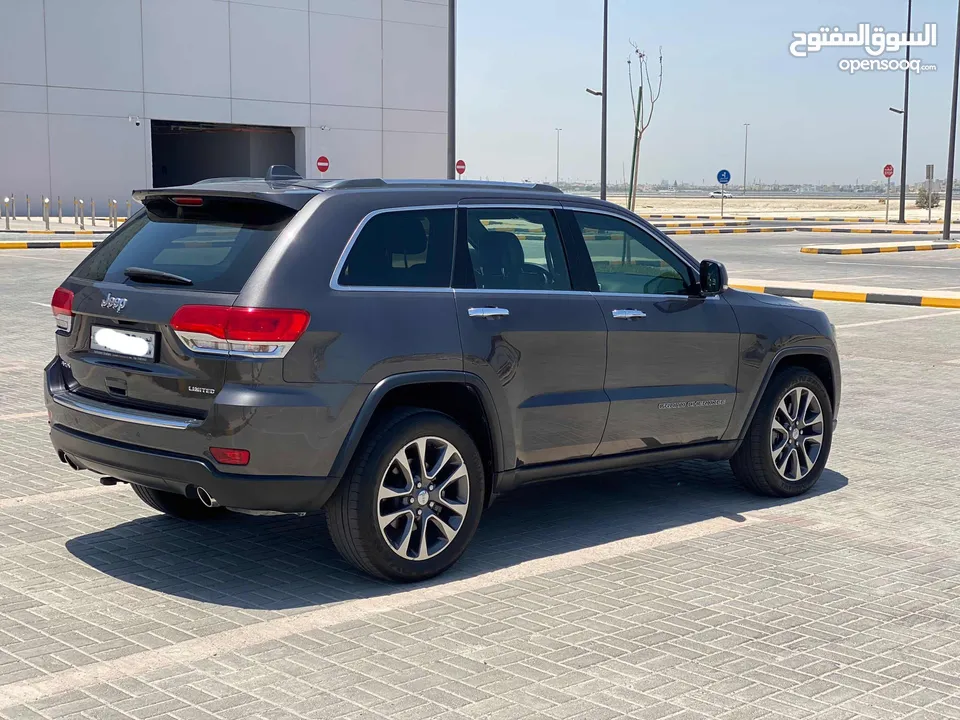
[0,0,451,215]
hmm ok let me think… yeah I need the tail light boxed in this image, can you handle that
[170,305,310,358]
[51,287,75,333]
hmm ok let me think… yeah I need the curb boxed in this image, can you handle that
[730,282,960,309]
[0,230,109,236]
[640,214,723,220]
[662,226,799,236]
[0,240,101,250]
[801,242,960,255]
[734,216,956,223]
[654,221,749,228]
[809,227,944,235]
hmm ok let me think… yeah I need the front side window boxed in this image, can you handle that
[575,212,694,295]
[338,209,455,288]
[457,209,572,291]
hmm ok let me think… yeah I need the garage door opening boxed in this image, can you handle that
[151,121,296,187]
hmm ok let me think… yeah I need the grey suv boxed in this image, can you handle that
[44,169,841,582]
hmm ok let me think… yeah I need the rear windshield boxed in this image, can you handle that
[71,197,294,292]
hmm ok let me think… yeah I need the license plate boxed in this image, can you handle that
[90,326,157,361]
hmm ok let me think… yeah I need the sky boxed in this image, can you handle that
[456,0,957,186]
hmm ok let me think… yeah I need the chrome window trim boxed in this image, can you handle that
[51,391,202,430]
[457,203,564,210]
[329,204,459,292]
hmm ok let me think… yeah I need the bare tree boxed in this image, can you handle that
[626,44,663,211]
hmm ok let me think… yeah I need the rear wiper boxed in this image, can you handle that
[124,267,193,286]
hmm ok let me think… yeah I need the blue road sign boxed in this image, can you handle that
[717,169,731,185]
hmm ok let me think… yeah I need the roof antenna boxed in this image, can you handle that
[265,165,302,181]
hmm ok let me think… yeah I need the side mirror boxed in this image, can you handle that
[699,259,728,296]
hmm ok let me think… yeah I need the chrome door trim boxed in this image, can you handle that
[611,309,647,319]
[329,204,459,292]
[467,307,510,319]
[51,391,202,430]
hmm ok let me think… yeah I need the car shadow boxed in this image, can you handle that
[65,461,847,610]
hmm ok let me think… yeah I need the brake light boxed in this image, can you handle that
[170,305,309,358]
[51,287,74,333]
[171,196,204,206]
[209,447,250,466]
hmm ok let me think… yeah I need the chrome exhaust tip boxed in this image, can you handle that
[196,487,220,508]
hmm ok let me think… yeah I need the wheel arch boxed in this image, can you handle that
[732,346,839,451]
[329,372,511,507]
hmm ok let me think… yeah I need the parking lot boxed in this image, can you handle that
[1,239,959,720]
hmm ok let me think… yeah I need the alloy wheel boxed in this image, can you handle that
[770,386,824,481]
[376,436,470,561]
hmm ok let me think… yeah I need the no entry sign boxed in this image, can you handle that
[456,159,466,176]
[316,156,330,173]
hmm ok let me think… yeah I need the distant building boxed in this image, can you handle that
[0,0,450,214]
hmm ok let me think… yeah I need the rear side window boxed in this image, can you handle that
[71,197,293,293]
[338,209,455,288]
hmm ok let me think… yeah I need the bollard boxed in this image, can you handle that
[73,198,78,225]
[26,194,31,221]
[2,197,8,231]
[58,196,62,223]
[78,199,84,230]
[91,199,96,227]
[43,197,50,231]
[11,194,16,220]
[111,199,117,228]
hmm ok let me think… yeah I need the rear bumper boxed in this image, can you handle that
[50,424,338,512]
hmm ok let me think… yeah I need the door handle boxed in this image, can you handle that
[611,309,646,320]
[468,307,510,319]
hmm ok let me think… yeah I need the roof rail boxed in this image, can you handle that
[317,178,563,193]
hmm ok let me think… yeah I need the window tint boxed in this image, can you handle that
[71,198,294,293]
[575,212,694,295]
[457,209,571,291]
[338,209,455,288]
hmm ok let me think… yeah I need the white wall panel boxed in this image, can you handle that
[48,88,143,118]
[49,114,147,207]
[144,94,232,123]
[0,1,46,85]
[232,99,310,128]
[310,0,380,20]
[232,0,308,11]
[143,0,230,98]
[311,104,381,131]
[383,21,446,111]
[383,0,447,28]
[0,84,47,114]
[310,14,381,107]
[230,4,310,103]
[383,130,444,178]
[0,112,50,210]
[307,128,381,178]
[383,109,445,134]
[45,0,143,92]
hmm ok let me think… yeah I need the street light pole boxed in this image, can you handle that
[600,0,609,200]
[555,128,562,185]
[742,123,750,196]
[943,0,960,240]
[898,0,913,222]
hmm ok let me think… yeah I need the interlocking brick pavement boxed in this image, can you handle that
[1,251,960,719]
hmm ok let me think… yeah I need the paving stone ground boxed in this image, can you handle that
[1,249,959,720]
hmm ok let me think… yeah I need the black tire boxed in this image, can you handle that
[326,408,485,582]
[731,367,833,498]
[131,484,223,520]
